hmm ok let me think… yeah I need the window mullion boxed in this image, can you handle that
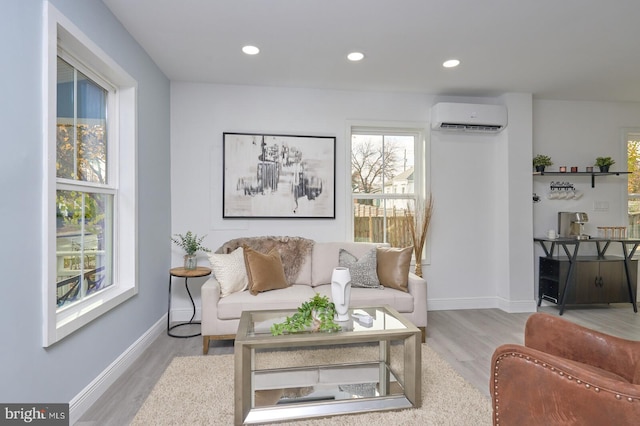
[73,68,78,180]
[79,193,86,299]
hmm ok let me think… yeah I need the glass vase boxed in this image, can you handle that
[183,254,197,270]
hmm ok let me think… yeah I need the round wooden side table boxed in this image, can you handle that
[168,266,211,338]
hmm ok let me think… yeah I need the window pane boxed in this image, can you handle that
[351,135,384,193]
[56,58,75,180]
[353,198,413,247]
[76,70,108,184]
[56,58,108,184]
[352,134,415,195]
[385,135,415,195]
[628,138,640,238]
[56,190,113,309]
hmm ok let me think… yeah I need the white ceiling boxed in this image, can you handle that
[102,0,640,102]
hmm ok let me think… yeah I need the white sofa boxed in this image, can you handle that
[201,240,427,354]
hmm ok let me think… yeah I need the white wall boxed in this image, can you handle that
[170,82,537,317]
[0,0,171,415]
[533,100,640,238]
[532,99,640,296]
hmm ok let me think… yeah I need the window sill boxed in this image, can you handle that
[50,284,137,346]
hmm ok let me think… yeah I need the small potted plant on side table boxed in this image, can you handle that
[171,231,211,270]
[533,155,553,172]
[595,156,615,173]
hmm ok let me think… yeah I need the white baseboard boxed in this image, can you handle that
[427,296,537,313]
[496,297,538,313]
[170,307,202,322]
[68,314,166,425]
[427,296,496,311]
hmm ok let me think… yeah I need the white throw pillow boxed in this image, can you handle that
[208,247,249,297]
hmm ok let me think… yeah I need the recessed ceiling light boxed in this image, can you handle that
[242,45,260,55]
[443,59,460,68]
[347,52,365,62]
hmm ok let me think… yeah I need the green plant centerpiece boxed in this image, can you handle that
[270,294,342,336]
[594,156,615,172]
[533,154,553,172]
[171,231,211,269]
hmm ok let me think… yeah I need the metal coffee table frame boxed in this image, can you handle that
[234,305,421,425]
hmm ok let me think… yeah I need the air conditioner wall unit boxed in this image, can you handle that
[431,102,508,133]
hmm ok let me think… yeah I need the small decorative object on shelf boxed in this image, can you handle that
[571,166,578,173]
[270,294,341,335]
[586,166,594,172]
[533,154,553,172]
[595,156,615,173]
[559,166,567,172]
[171,231,211,270]
[597,226,627,239]
[331,267,352,321]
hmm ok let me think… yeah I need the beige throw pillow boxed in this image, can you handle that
[376,246,413,292]
[208,247,249,297]
[243,246,289,295]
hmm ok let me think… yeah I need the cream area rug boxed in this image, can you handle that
[132,344,492,425]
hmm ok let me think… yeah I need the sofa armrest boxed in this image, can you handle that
[491,343,640,425]
[525,313,640,382]
[406,272,427,325]
[201,277,221,332]
[407,271,426,293]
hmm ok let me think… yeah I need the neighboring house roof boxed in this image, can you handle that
[393,167,414,182]
[385,167,414,188]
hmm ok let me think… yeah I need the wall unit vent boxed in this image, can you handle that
[431,102,508,133]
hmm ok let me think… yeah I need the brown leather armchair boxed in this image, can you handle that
[490,313,640,425]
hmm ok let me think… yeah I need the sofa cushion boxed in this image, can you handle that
[314,284,414,313]
[376,246,413,292]
[217,285,317,320]
[311,242,389,285]
[339,248,382,289]
[207,247,249,297]
[294,256,312,285]
[243,246,289,295]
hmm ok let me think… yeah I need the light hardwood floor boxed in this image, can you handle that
[75,305,640,425]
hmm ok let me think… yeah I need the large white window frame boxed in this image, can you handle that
[347,121,429,255]
[43,4,138,346]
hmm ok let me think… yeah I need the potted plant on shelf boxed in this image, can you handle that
[594,156,615,173]
[171,231,211,270]
[533,155,553,172]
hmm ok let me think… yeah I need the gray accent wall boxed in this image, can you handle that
[0,0,170,404]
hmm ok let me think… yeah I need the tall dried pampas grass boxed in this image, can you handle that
[405,194,433,277]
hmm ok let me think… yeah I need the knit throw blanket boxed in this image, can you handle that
[216,236,314,284]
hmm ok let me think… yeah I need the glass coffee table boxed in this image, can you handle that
[234,305,421,425]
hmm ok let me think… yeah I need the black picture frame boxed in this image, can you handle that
[223,132,336,218]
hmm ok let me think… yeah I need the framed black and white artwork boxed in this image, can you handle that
[223,132,336,218]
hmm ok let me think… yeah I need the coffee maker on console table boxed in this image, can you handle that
[558,211,589,239]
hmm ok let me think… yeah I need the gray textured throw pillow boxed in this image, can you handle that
[338,248,382,289]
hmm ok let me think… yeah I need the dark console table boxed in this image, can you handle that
[534,237,639,315]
